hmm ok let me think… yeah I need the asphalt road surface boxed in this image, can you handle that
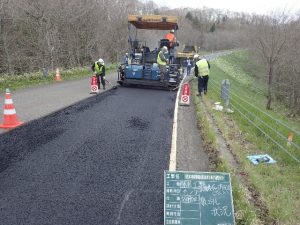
[0,87,176,225]
[0,73,115,134]
[0,51,232,225]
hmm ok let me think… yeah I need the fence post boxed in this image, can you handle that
[221,79,230,109]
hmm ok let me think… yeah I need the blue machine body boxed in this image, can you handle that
[125,64,160,81]
[125,65,143,79]
[151,64,160,80]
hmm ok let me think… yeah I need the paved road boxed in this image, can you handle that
[0,72,117,134]
[0,87,176,225]
[0,51,232,224]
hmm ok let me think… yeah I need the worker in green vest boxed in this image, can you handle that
[194,54,210,96]
[157,46,168,82]
[92,58,106,90]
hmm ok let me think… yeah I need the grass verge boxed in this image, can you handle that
[192,50,300,224]
[191,80,260,224]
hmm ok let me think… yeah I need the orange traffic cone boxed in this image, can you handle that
[55,68,62,81]
[0,88,23,129]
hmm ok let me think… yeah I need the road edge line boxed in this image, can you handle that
[169,75,186,171]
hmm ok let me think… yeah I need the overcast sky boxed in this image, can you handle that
[145,0,300,15]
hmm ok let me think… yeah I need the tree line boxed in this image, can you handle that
[0,0,146,73]
[0,0,299,114]
[182,8,300,114]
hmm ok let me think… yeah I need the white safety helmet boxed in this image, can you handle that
[98,58,104,65]
[162,46,168,53]
[193,54,200,60]
[170,29,175,33]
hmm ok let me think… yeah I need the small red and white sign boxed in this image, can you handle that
[90,75,99,94]
[179,83,190,106]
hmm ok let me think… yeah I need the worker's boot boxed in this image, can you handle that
[103,85,106,90]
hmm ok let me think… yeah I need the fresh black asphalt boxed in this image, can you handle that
[0,87,176,225]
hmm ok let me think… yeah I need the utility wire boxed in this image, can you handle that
[220,84,300,150]
[208,80,300,163]
[210,79,300,144]
[210,79,300,137]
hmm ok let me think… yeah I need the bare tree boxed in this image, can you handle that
[0,0,15,73]
[274,19,300,115]
[251,12,289,109]
[1,0,298,117]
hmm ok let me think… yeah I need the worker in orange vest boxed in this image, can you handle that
[164,29,176,48]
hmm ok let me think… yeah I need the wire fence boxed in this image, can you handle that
[211,79,300,138]
[211,56,299,106]
[208,77,300,164]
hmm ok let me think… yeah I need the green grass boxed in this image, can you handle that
[0,64,117,92]
[217,162,260,225]
[211,52,300,158]
[203,50,300,224]
[191,81,259,224]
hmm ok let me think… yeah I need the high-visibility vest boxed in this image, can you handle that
[196,59,209,76]
[94,62,103,74]
[157,51,167,66]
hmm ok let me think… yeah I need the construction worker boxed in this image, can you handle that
[186,58,192,76]
[194,54,210,96]
[157,46,168,82]
[169,47,175,64]
[164,29,176,48]
[92,58,106,90]
[123,53,129,64]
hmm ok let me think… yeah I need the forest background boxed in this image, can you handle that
[0,0,299,114]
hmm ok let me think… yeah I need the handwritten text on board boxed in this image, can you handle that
[164,171,235,225]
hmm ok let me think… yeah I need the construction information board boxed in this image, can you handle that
[164,171,235,225]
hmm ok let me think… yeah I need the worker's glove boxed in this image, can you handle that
[103,76,106,80]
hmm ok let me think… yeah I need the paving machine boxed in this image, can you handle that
[176,45,198,74]
[176,45,198,62]
[117,15,182,89]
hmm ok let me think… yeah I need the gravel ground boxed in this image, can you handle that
[176,96,209,171]
[175,49,235,172]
